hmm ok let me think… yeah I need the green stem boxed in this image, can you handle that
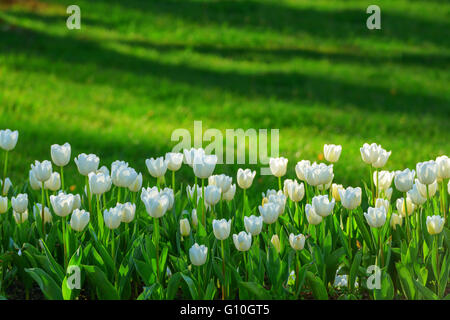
[369,166,374,206]
[2,151,8,195]
[435,235,440,296]
[278,176,282,191]
[376,169,379,200]
[63,216,67,268]
[404,192,410,241]
[221,240,226,300]
[202,179,205,228]
[60,166,65,191]
[154,217,160,282]
[379,229,384,267]
[117,187,121,204]
[172,170,175,194]
[41,181,45,235]
[85,176,92,213]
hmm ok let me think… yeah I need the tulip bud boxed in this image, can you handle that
[180,218,191,236]
[0,196,7,214]
[258,202,279,224]
[269,157,288,178]
[271,234,281,253]
[103,207,121,230]
[117,202,136,223]
[375,198,390,213]
[435,155,450,180]
[295,160,311,181]
[390,213,402,230]
[305,204,322,225]
[338,187,362,210]
[13,210,28,224]
[128,173,143,192]
[233,231,252,251]
[286,180,305,202]
[312,195,335,217]
[11,194,28,214]
[74,153,100,176]
[212,219,231,240]
[1,177,12,196]
[31,160,52,182]
[289,233,306,250]
[237,168,256,189]
[191,209,198,227]
[166,152,184,171]
[394,169,415,192]
[33,203,52,224]
[331,183,344,202]
[324,144,342,163]
[44,172,61,191]
[112,164,138,188]
[51,143,71,167]
[70,209,90,232]
[364,206,386,228]
[89,172,112,195]
[29,170,41,190]
[360,143,381,165]
[222,184,236,201]
[305,162,333,187]
[189,243,208,266]
[0,129,18,151]
[208,174,232,193]
[244,215,263,236]
[141,192,169,219]
[372,148,391,168]
[50,193,74,217]
[396,197,415,217]
[416,160,437,185]
[426,215,445,235]
[160,188,174,210]
[193,154,217,179]
[204,185,221,206]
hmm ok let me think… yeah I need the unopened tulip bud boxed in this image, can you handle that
[74,153,99,176]
[416,160,437,185]
[269,157,288,177]
[189,243,208,266]
[11,194,28,214]
[237,168,256,189]
[364,206,386,228]
[426,215,445,235]
[51,143,71,167]
[324,144,342,163]
[71,209,90,232]
[166,152,183,171]
[271,234,281,253]
[289,233,306,250]
[233,231,252,251]
[0,129,19,151]
[390,213,402,230]
[212,219,231,240]
[180,218,191,237]
[0,196,7,214]
[44,172,61,191]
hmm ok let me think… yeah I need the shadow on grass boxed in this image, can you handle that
[1,22,449,121]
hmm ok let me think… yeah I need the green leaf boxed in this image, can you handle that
[354,213,375,252]
[181,273,199,299]
[413,279,438,300]
[305,271,328,300]
[374,272,394,300]
[166,272,182,300]
[62,247,83,300]
[238,281,271,300]
[349,250,362,291]
[396,262,416,300]
[25,268,63,300]
[82,265,119,300]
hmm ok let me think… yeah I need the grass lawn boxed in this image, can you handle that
[0,0,449,199]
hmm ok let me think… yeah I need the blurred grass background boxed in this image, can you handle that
[0,0,449,198]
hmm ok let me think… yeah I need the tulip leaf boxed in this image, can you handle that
[413,279,438,300]
[62,247,83,300]
[25,267,63,300]
[395,262,416,300]
[354,213,375,252]
[374,271,394,300]
[305,271,328,300]
[166,272,182,299]
[238,282,271,300]
[349,250,362,291]
[180,273,199,299]
[82,265,119,300]
[39,239,65,284]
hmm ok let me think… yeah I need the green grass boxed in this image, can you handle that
[0,0,449,198]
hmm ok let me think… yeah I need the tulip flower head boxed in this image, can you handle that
[204,185,221,206]
[271,234,281,253]
[364,206,387,228]
[74,153,100,176]
[373,171,394,191]
[289,233,306,251]
[0,196,7,214]
[415,178,437,199]
[331,183,344,202]
[212,219,231,240]
[31,160,52,182]
[0,129,19,151]
[183,148,205,167]
[305,204,323,225]
[394,169,415,192]
[141,189,170,219]
[269,157,288,177]
[360,143,381,165]
[50,193,75,217]
[44,172,61,191]
[416,160,437,185]
[426,215,445,235]
[312,195,335,217]
[372,148,391,168]
[244,215,263,236]
[222,184,236,201]
[166,152,184,171]
[375,198,390,213]
[70,209,90,232]
[191,208,198,227]
[233,231,252,251]
[51,143,71,167]
[407,183,427,205]
[295,160,311,181]
[324,144,342,163]
[29,170,41,191]
[11,194,28,214]
[128,173,143,192]
[1,177,12,195]
[193,154,217,179]
[286,180,305,202]
[103,207,122,230]
[208,174,232,194]
[112,164,138,188]
[258,202,280,224]
[338,186,362,210]
[117,202,136,223]
[145,157,169,178]
[305,162,333,187]
[237,168,256,189]
[390,213,403,230]
[189,243,208,266]
[396,197,415,217]
[435,155,450,181]
[13,210,28,224]
[180,218,191,237]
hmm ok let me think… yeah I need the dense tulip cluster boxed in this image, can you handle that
[0,128,448,301]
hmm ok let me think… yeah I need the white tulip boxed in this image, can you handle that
[385,188,393,201]
[33,203,52,224]
[305,162,333,187]
[186,184,202,200]
[112,164,137,188]
[189,243,208,266]
[0,129,19,151]
[72,194,81,210]
[267,192,287,216]
[88,172,111,195]
[117,202,136,223]
[29,169,41,190]
[426,215,445,235]
[183,148,205,167]
[212,219,231,240]
[237,168,256,189]
[51,143,71,167]
[70,209,90,232]
[435,155,450,180]
[0,196,7,214]
[372,148,391,168]
[204,185,221,206]
[244,215,263,236]
[416,160,437,185]
[407,184,427,205]
[141,189,169,218]
[13,210,28,224]
[258,202,279,224]
[312,195,335,217]
[208,174,232,193]
[396,197,415,217]
[271,234,281,253]
[233,232,252,251]
[222,184,236,201]
[364,206,386,228]
[98,165,110,176]
[31,160,52,182]
[145,157,168,178]
[375,198,390,213]
[305,204,322,225]
[360,143,381,165]
[160,188,174,210]
[44,172,61,191]
[373,170,394,191]
[390,213,402,230]
[283,179,294,197]
[338,187,362,210]
[286,180,305,202]
[324,144,342,163]
[394,169,415,192]
[180,218,191,236]
[289,233,306,250]
[415,178,437,199]
[1,177,12,195]
[192,209,198,227]
[74,153,99,176]
[128,173,143,192]
[331,183,344,202]
[50,193,74,217]
[269,157,288,177]
[103,207,121,230]
[295,160,311,181]
[11,194,28,214]
[193,154,217,179]
[166,152,183,171]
